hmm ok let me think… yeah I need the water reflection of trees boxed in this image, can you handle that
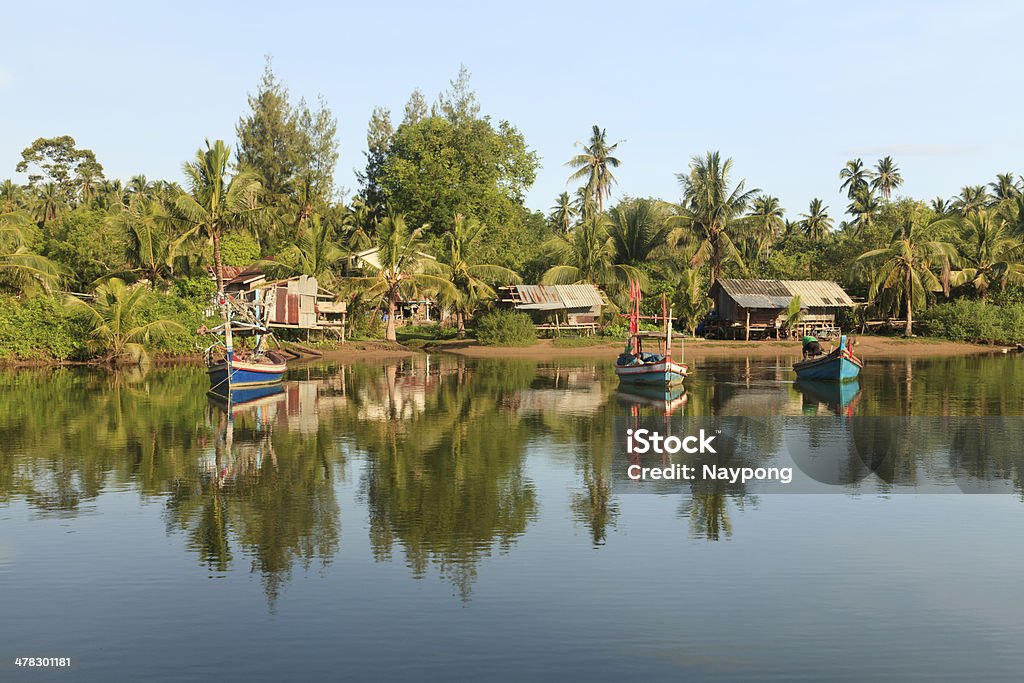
[350,358,540,599]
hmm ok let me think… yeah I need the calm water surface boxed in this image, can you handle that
[3,354,1024,681]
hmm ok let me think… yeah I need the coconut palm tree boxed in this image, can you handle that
[800,198,833,240]
[846,187,880,237]
[0,180,25,213]
[65,278,183,363]
[746,194,785,259]
[839,158,871,199]
[542,215,638,298]
[566,125,622,216]
[549,192,577,235]
[606,198,671,268]
[988,173,1021,205]
[952,185,990,217]
[173,139,262,292]
[949,210,1024,299]
[871,156,903,201]
[667,151,759,286]
[672,269,710,335]
[345,213,456,342]
[856,213,958,336]
[34,183,62,226]
[119,195,174,288]
[434,214,521,336]
[930,196,952,216]
[263,215,349,289]
[0,211,62,292]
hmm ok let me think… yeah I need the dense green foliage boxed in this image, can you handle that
[4,62,1024,360]
[474,310,537,346]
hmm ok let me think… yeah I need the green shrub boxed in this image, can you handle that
[173,276,216,304]
[219,232,261,266]
[474,310,536,346]
[0,295,91,360]
[919,299,1024,345]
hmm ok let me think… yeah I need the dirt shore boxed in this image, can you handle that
[423,336,1003,360]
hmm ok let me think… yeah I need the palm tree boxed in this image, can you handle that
[871,156,903,201]
[34,183,62,226]
[65,278,183,363]
[667,151,759,286]
[549,192,577,235]
[566,125,622,216]
[800,198,833,240]
[672,270,710,335]
[606,198,671,268]
[434,214,520,336]
[930,196,952,216]
[747,194,785,259]
[839,158,871,199]
[119,196,174,288]
[346,213,456,342]
[128,174,152,197]
[173,140,262,292]
[1,180,25,213]
[952,185,990,217]
[846,186,880,237]
[0,211,62,292]
[856,213,958,336]
[988,173,1021,204]
[264,215,348,288]
[76,167,100,205]
[542,215,635,295]
[949,210,1024,300]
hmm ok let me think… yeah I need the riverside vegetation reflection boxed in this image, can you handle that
[5,354,1024,603]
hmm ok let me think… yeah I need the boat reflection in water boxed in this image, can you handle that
[615,384,688,416]
[793,378,862,416]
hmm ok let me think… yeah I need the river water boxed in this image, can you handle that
[2,354,1024,681]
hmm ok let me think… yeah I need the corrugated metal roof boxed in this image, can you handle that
[715,279,853,309]
[512,284,605,311]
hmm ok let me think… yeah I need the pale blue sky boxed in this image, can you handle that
[2,0,1021,220]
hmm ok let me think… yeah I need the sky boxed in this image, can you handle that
[2,0,1022,221]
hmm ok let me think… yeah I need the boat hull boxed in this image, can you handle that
[793,354,861,381]
[615,360,688,386]
[208,358,287,389]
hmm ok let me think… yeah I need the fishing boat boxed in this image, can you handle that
[615,281,688,387]
[792,334,862,382]
[203,289,288,394]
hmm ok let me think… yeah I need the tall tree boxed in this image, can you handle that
[952,185,990,217]
[606,198,671,268]
[549,192,577,235]
[358,106,394,213]
[747,194,785,259]
[16,136,104,201]
[174,140,262,292]
[434,214,520,336]
[839,158,871,199]
[236,59,304,201]
[856,213,958,336]
[800,198,833,240]
[668,151,759,285]
[846,186,880,236]
[949,210,1024,299]
[871,156,903,201]
[566,125,622,216]
[345,213,455,342]
[989,173,1021,204]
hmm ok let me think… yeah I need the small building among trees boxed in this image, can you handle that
[217,266,347,336]
[500,284,608,336]
[707,279,856,340]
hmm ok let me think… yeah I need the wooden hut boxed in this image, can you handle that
[218,268,346,337]
[501,284,607,335]
[708,279,855,340]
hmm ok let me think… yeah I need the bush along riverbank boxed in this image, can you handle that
[919,299,1024,346]
[0,282,212,364]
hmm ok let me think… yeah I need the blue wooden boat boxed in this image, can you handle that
[207,355,287,390]
[793,334,862,381]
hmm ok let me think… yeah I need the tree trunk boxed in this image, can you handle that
[385,299,397,342]
[904,269,913,337]
[212,229,224,293]
[456,310,466,338]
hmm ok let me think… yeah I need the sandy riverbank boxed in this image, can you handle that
[423,336,1004,360]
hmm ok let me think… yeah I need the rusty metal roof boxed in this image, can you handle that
[511,284,606,311]
[715,279,854,309]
